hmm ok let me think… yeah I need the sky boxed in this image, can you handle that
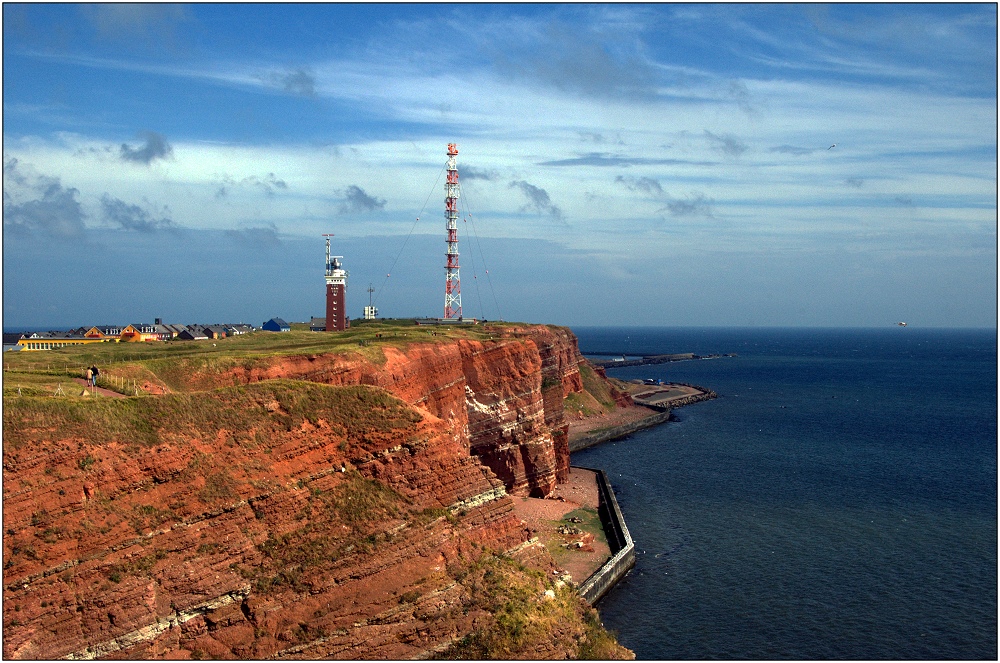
[3,3,997,329]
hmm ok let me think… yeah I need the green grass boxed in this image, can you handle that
[577,609,629,659]
[2,321,554,398]
[579,363,619,410]
[324,471,406,525]
[438,555,569,659]
[541,507,607,567]
[565,363,625,420]
[564,391,600,418]
[3,380,423,453]
[1,371,88,399]
[105,549,168,583]
[561,507,606,546]
[3,322,529,370]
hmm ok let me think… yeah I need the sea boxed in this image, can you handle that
[569,327,997,660]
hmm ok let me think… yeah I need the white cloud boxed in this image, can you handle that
[3,4,994,325]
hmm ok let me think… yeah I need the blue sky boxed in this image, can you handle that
[3,3,996,329]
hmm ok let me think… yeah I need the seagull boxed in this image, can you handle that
[828,144,837,150]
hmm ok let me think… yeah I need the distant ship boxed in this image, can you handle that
[897,322,907,327]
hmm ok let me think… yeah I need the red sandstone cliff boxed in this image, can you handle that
[2,326,629,660]
[153,325,584,499]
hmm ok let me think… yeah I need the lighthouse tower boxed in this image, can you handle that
[323,234,348,331]
[444,143,462,319]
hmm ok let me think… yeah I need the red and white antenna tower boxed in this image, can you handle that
[444,143,462,319]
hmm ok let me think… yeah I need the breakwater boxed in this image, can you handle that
[632,384,718,410]
[587,353,733,369]
[574,467,635,605]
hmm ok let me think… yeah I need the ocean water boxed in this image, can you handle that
[570,327,997,660]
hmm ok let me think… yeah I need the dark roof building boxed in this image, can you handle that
[204,325,228,339]
[177,327,209,341]
[262,318,291,332]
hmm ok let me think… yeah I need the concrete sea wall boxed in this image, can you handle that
[574,467,635,605]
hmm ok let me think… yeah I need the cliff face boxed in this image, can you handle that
[2,326,625,660]
[164,325,584,498]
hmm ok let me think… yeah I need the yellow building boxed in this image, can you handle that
[119,324,160,342]
[84,326,122,340]
[16,336,108,351]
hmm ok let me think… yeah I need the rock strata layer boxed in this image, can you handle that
[164,324,584,498]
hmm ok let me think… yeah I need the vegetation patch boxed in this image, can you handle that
[3,380,422,454]
[129,504,179,534]
[564,391,602,419]
[324,471,406,525]
[437,554,629,660]
[562,507,606,545]
[105,549,168,583]
[250,529,346,594]
[198,469,239,504]
[577,608,629,660]
[579,363,619,411]
[244,471,424,594]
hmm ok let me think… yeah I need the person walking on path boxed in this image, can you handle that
[85,367,93,385]
[90,366,99,387]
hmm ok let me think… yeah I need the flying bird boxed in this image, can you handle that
[828,144,837,150]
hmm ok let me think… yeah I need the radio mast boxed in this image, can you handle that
[444,143,462,319]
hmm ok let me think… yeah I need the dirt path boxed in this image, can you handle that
[511,468,611,585]
[71,378,128,398]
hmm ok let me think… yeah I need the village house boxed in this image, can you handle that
[177,327,209,341]
[225,324,254,336]
[85,326,123,340]
[119,324,160,342]
[203,325,228,340]
[262,318,291,332]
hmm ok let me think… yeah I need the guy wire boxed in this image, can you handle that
[457,182,503,322]
[373,162,445,307]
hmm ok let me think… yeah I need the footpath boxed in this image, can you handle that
[70,378,128,398]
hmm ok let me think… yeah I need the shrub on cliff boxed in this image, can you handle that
[437,555,631,660]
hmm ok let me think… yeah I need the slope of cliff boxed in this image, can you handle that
[139,324,583,498]
[2,324,632,660]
